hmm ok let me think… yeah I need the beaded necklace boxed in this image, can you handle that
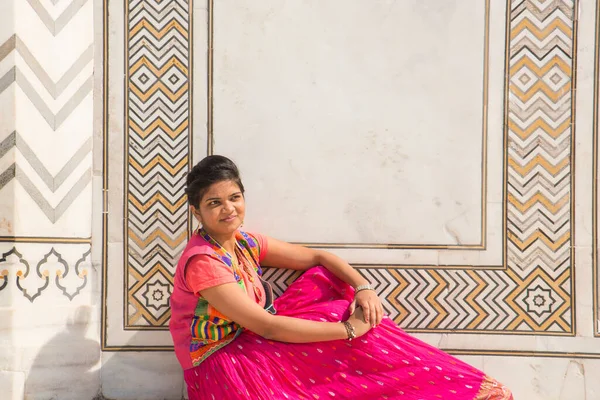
[198,227,263,302]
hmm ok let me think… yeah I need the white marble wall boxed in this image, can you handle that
[0,5,19,396]
[460,356,600,400]
[198,2,600,399]
[0,0,100,398]
[1,0,600,399]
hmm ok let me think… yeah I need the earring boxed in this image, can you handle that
[192,209,202,229]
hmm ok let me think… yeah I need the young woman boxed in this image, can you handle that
[169,155,513,400]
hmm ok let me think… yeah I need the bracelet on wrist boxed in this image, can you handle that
[354,283,374,294]
[342,321,356,341]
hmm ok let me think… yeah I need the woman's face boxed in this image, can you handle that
[192,180,245,238]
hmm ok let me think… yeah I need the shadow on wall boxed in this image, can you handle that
[20,258,183,400]
[1,244,18,400]
[97,333,185,400]
[25,306,101,400]
[24,307,184,400]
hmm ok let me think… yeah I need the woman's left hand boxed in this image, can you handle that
[348,289,384,327]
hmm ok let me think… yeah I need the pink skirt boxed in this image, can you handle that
[184,266,513,400]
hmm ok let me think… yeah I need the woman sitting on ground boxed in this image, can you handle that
[169,155,513,400]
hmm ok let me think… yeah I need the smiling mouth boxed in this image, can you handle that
[221,215,237,222]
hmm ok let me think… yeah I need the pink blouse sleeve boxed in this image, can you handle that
[185,255,237,295]
[248,232,269,263]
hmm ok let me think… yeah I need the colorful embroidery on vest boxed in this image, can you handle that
[238,231,262,276]
[197,228,262,279]
[189,297,242,366]
[188,229,262,366]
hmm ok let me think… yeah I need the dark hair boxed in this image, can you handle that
[185,155,245,207]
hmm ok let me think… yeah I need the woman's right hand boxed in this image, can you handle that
[346,307,372,338]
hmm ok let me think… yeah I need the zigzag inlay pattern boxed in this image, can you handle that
[0,0,93,232]
[122,0,575,333]
[506,0,573,299]
[125,0,190,326]
[25,0,91,36]
[257,0,575,334]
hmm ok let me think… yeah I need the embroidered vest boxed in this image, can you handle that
[169,230,276,370]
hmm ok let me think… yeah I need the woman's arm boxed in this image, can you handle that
[261,237,384,326]
[262,237,368,287]
[200,283,370,343]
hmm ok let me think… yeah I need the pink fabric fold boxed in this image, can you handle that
[184,266,512,400]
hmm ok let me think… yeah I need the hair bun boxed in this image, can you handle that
[185,155,245,207]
